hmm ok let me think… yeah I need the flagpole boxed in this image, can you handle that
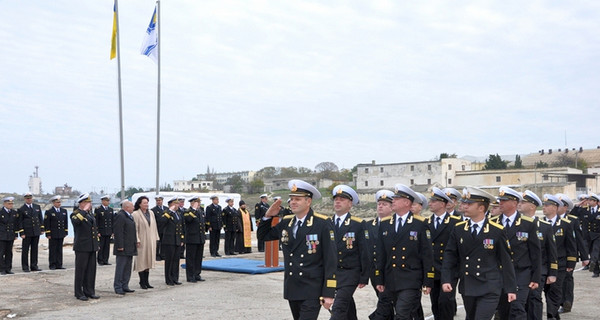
[115,0,126,200]
[155,0,161,195]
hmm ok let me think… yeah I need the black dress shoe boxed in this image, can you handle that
[49,266,56,270]
[166,282,175,286]
[123,288,135,293]
[31,268,42,272]
[86,295,100,299]
[1,272,6,275]
[23,269,30,273]
[592,273,599,278]
[6,271,14,274]
[174,281,182,285]
[187,279,197,283]
[77,296,89,301]
[196,276,205,282]
[57,267,66,270]
[104,263,112,266]
[215,253,222,257]
[115,291,125,295]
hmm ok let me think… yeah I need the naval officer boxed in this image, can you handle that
[257,179,337,320]
[19,192,44,272]
[441,187,516,320]
[44,195,68,270]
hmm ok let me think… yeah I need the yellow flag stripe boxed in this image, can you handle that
[110,4,117,60]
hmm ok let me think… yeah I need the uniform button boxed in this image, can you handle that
[401,264,405,268]
[432,242,435,246]
[465,264,469,268]
[465,272,469,275]
[339,259,342,262]
[440,250,443,253]
[392,247,396,251]
[300,263,303,266]
[290,253,293,257]
[440,243,444,247]
[301,254,304,258]
[289,272,292,275]
[439,257,443,260]
[299,272,303,276]
[401,256,405,259]
[339,251,342,255]
[477,258,481,261]
[476,272,480,276]
[402,247,406,251]
[466,256,469,260]
[392,264,396,267]
[477,265,480,269]
[392,256,396,259]
[289,262,292,266]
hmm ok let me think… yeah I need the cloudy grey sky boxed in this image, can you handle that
[1,1,598,194]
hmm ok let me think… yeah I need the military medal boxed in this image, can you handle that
[345,232,355,249]
[306,234,318,254]
[281,230,289,245]
[483,239,494,249]
[536,231,543,240]
[409,231,418,241]
[516,232,528,241]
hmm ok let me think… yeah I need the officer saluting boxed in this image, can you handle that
[441,187,516,320]
[372,184,434,320]
[71,193,100,301]
[44,195,68,270]
[330,185,369,320]
[257,179,337,320]
[183,196,206,282]
[492,186,541,320]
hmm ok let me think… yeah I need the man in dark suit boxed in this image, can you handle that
[372,184,434,320]
[184,196,206,282]
[71,193,100,301]
[541,194,577,319]
[18,193,44,272]
[151,195,167,261]
[492,186,541,320]
[556,193,589,313]
[427,187,460,320]
[1,197,20,275]
[255,194,269,252]
[95,195,114,265]
[223,198,239,255]
[329,185,369,320]
[113,200,137,295]
[44,195,68,270]
[258,179,336,320]
[366,190,395,320]
[520,190,558,320]
[206,195,223,257]
[441,187,517,320]
[158,196,185,285]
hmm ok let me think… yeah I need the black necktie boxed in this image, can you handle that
[435,217,441,229]
[505,218,510,229]
[336,217,341,231]
[471,224,478,237]
[294,220,302,238]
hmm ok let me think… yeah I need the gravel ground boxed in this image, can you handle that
[0,236,597,319]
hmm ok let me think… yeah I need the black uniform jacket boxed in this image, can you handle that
[566,214,589,261]
[223,206,240,232]
[44,207,68,239]
[491,213,541,285]
[333,213,369,287]
[18,203,43,237]
[205,204,223,230]
[158,210,185,246]
[94,205,114,236]
[255,201,269,221]
[551,217,577,269]
[428,213,462,280]
[257,209,337,300]
[0,208,20,241]
[184,207,206,245]
[373,212,434,291]
[534,217,558,278]
[441,219,516,297]
[71,209,99,252]
[579,205,600,241]
[113,210,138,256]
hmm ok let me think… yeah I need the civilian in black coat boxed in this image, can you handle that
[18,193,44,272]
[71,193,100,301]
[113,201,137,295]
[44,195,68,269]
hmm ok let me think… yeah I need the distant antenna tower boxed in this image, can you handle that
[34,165,39,178]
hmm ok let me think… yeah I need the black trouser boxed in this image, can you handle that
[369,287,394,320]
[224,230,235,254]
[331,285,358,320]
[21,235,39,270]
[185,243,204,281]
[113,255,133,292]
[411,295,424,320]
[235,231,244,253]
[562,269,574,306]
[0,240,14,272]
[74,251,97,298]
[209,228,221,255]
[156,239,163,260]
[288,299,321,320]
[48,237,64,269]
[463,292,500,320]
[391,288,421,320]
[162,244,181,284]
[544,268,565,319]
[498,269,531,320]
[527,274,546,320]
[590,237,600,274]
[431,279,456,320]
[98,235,111,264]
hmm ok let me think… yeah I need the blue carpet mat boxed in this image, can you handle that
[200,258,284,274]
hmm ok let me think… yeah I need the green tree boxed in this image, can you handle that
[226,175,244,193]
[315,162,339,179]
[439,153,457,159]
[257,166,278,179]
[248,179,265,194]
[514,155,523,169]
[535,161,548,168]
[484,154,508,170]
[552,154,588,170]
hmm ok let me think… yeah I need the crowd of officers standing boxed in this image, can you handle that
[256,179,598,320]
[1,182,599,319]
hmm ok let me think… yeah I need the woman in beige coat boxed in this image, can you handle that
[132,196,160,289]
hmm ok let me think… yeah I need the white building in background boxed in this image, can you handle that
[195,171,256,184]
[355,158,472,191]
[173,179,214,191]
[28,166,42,195]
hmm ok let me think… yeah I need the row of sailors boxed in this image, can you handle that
[256,179,596,320]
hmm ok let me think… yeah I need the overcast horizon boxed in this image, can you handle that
[1,1,598,194]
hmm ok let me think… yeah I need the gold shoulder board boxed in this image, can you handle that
[520,215,534,222]
[283,215,294,220]
[381,216,393,222]
[449,215,461,220]
[489,220,504,229]
[413,215,426,222]
[313,212,329,220]
[456,221,468,226]
[350,216,363,223]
